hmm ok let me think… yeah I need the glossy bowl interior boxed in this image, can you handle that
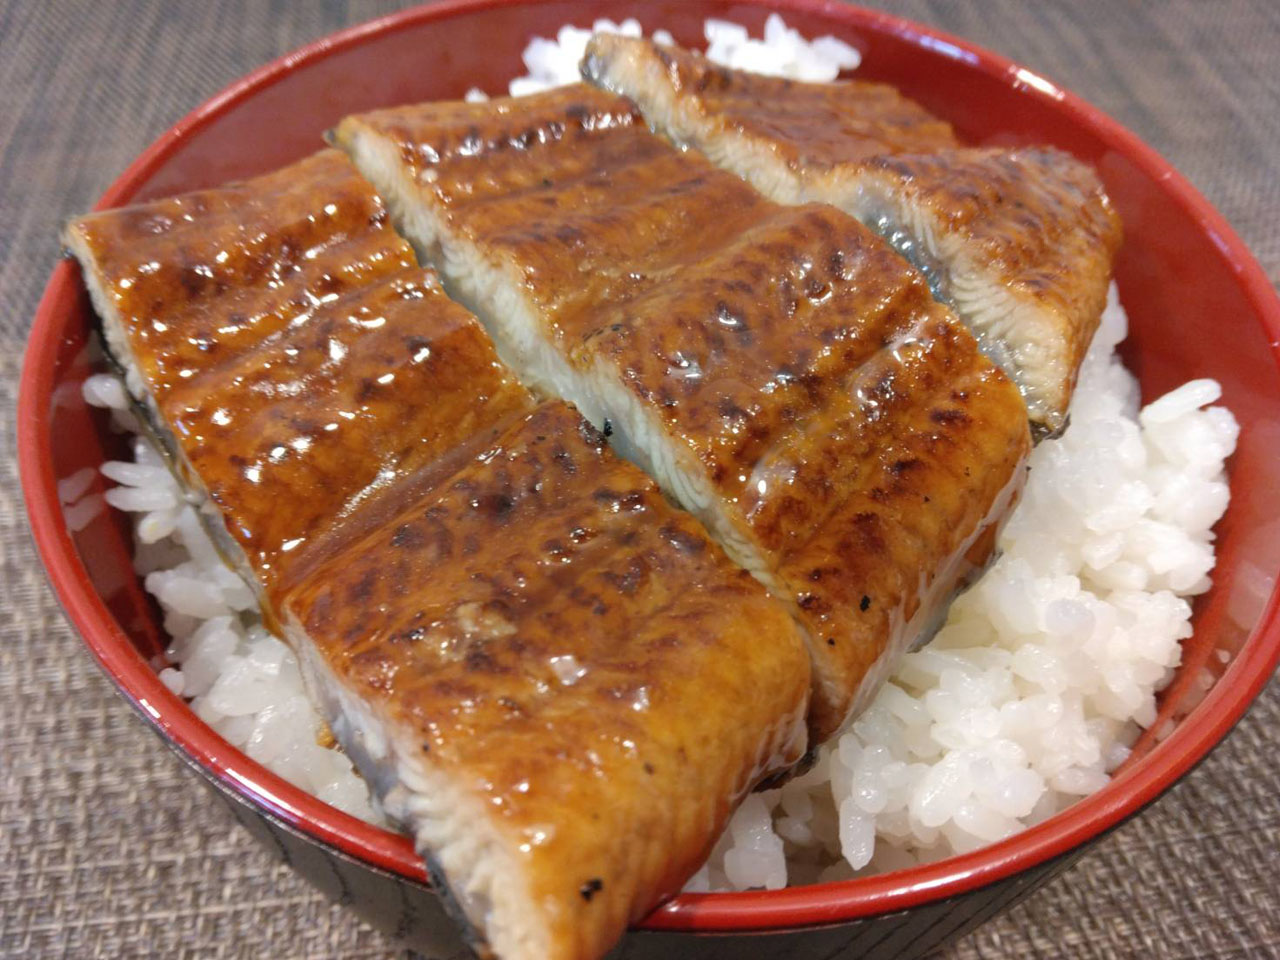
[18,0,1280,937]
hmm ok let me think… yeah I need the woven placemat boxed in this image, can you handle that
[2,1,1277,957]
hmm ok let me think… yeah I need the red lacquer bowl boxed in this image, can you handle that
[18,1,1280,957]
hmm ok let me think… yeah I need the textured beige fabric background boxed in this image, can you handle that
[2,1,1278,957]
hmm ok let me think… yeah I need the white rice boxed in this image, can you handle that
[685,285,1239,890]
[81,16,1238,891]
[81,390,382,825]
[463,14,860,101]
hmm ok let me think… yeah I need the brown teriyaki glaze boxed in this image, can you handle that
[847,147,1122,396]
[281,401,811,960]
[66,150,417,404]
[165,268,534,592]
[336,85,1032,742]
[583,36,959,169]
[68,141,814,960]
[582,35,1123,429]
[337,85,769,342]
[66,151,541,593]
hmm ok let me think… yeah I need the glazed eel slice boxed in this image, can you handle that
[582,35,1123,431]
[334,84,1031,741]
[64,150,416,412]
[280,400,810,960]
[66,148,811,960]
[62,149,452,590]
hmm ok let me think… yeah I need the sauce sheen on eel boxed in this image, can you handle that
[333,85,1032,741]
[66,149,812,960]
[280,400,810,960]
[64,150,416,409]
[582,35,1123,431]
[62,149,463,591]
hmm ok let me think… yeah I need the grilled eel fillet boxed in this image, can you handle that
[65,151,812,960]
[62,149,429,591]
[333,84,1032,742]
[582,35,1123,431]
[282,400,809,960]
